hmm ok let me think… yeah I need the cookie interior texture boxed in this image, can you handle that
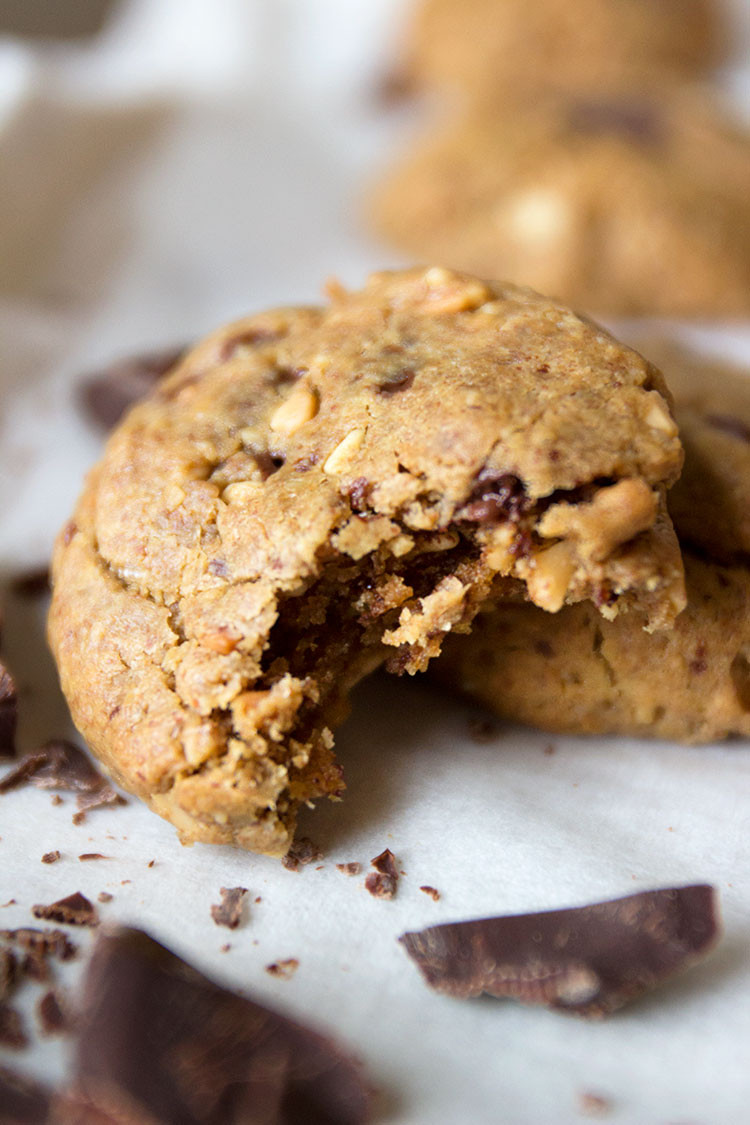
[49,268,685,853]
[370,89,750,317]
[433,341,750,743]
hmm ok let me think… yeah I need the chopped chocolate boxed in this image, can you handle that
[0,946,17,1002]
[41,851,61,864]
[72,787,126,824]
[79,345,187,430]
[78,853,107,861]
[458,471,529,525]
[345,476,372,512]
[37,989,69,1037]
[97,892,113,904]
[0,739,124,825]
[0,1004,27,1049]
[337,863,362,876]
[370,849,398,880]
[399,885,719,1017]
[9,567,50,598]
[468,718,497,743]
[419,886,441,902]
[68,927,370,1123]
[147,860,155,868]
[0,1064,51,1123]
[265,958,300,980]
[0,661,18,758]
[282,836,323,872]
[0,928,77,962]
[210,887,248,930]
[32,893,99,928]
[706,413,750,444]
[365,873,397,900]
[568,98,663,144]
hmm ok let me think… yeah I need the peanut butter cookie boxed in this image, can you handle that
[49,268,684,853]
[433,341,750,743]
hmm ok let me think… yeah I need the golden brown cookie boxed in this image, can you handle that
[48,268,685,853]
[399,0,722,98]
[433,341,750,743]
[370,88,750,317]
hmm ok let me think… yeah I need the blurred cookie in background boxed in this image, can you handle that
[396,0,725,100]
[370,87,750,317]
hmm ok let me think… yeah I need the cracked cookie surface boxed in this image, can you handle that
[433,341,750,743]
[49,268,684,853]
[371,88,750,317]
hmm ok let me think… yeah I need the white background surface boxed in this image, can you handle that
[1,2,750,1122]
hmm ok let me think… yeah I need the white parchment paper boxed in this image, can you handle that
[1,2,750,1121]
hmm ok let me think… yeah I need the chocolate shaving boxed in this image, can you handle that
[210,887,248,930]
[67,927,370,1123]
[79,345,187,430]
[282,836,323,872]
[399,885,719,1017]
[37,989,69,1037]
[41,851,61,864]
[0,1064,51,1122]
[0,1004,27,1049]
[706,412,750,444]
[0,662,18,758]
[32,893,99,928]
[0,739,125,822]
[265,958,299,980]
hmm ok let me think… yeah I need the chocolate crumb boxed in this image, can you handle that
[67,927,369,1122]
[419,886,441,902]
[32,892,99,928]
[210,887,248,930]
[371,849,399,880]
[37,989,69,1036]
[147,860,155,868]
[79,345,187,430]
[97,892,113,904]
[282,836,323,872]
[0,662,18,758]
[337,863,362,876]
[578,1090,613,1116]
[468,718,497,744]
[0,928,77,963]
[41,851,61,864]
[78,853,107,861]
[0,1004,27,1049]
[9,567,50,598]
[0,1064,51,1122]
[254,896,262,904]
[0,947,17,1002]
[0,739,125,823]
[365,873,397,900]
[265,958,299,980]
[50,795,63,806]
[399,885,719,1017]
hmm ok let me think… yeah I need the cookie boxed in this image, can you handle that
[48,268,684,853]
[370,88,750,317]
[433,341,750,743]
[399,0,722,98]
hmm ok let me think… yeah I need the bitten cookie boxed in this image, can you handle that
[49,268,684,853]
[433,341,750,744]
[370,88,750,317]
[399,0,722,98]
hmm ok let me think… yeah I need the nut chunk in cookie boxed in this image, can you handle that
[48,267,684,854]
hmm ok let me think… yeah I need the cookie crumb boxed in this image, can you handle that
[41,851,61,865]
[419,885,440,901]
[265,958,299,980]
[210,887,248,930]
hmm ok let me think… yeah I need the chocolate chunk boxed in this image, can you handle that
[365,873,397,900]
[282,836,323,872]
[706,413,750,444]
[210,887,248,930]
[0,1065,51,1123]
[41,851,61,865]
[79,345,187,429]
[0,739,125,822]
[0,928,77,962]
[346,476,372,512]
[0,662,18,758]
[370,849,399,880]
[336,863,362,877]
[568,99,663,144]
[67,927,370,1123]
[9,567,50,598]
[32,893,99,928]
[37,989,68,1036]
[0,1004,27,1049]
[419,886,441,902]
[459,471,529,525]
[399,885,719,1017]
[265,958,299,980]
[0,947,17,1002]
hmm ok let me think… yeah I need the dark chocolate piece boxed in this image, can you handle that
[364,873,396,900]
[41,852,61,865]
[0,947,17,1002]
[0,661,18,758]
[0,928,77,963]
[370,849,399,880]
[37,990,68,1036]
[0,1004,27,1049]
[0,1064,51,1123]
[336,863,362,877]
[79,345,187,430]
[399,885,719,1017]
[210,887,248,930]
[0,739,125,822]
[9,567,50,598]
[32,893,99,928]
[265,958,300,980]
[68,927,370,1124]
[458,471,529,526]
[282,836,323,872]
